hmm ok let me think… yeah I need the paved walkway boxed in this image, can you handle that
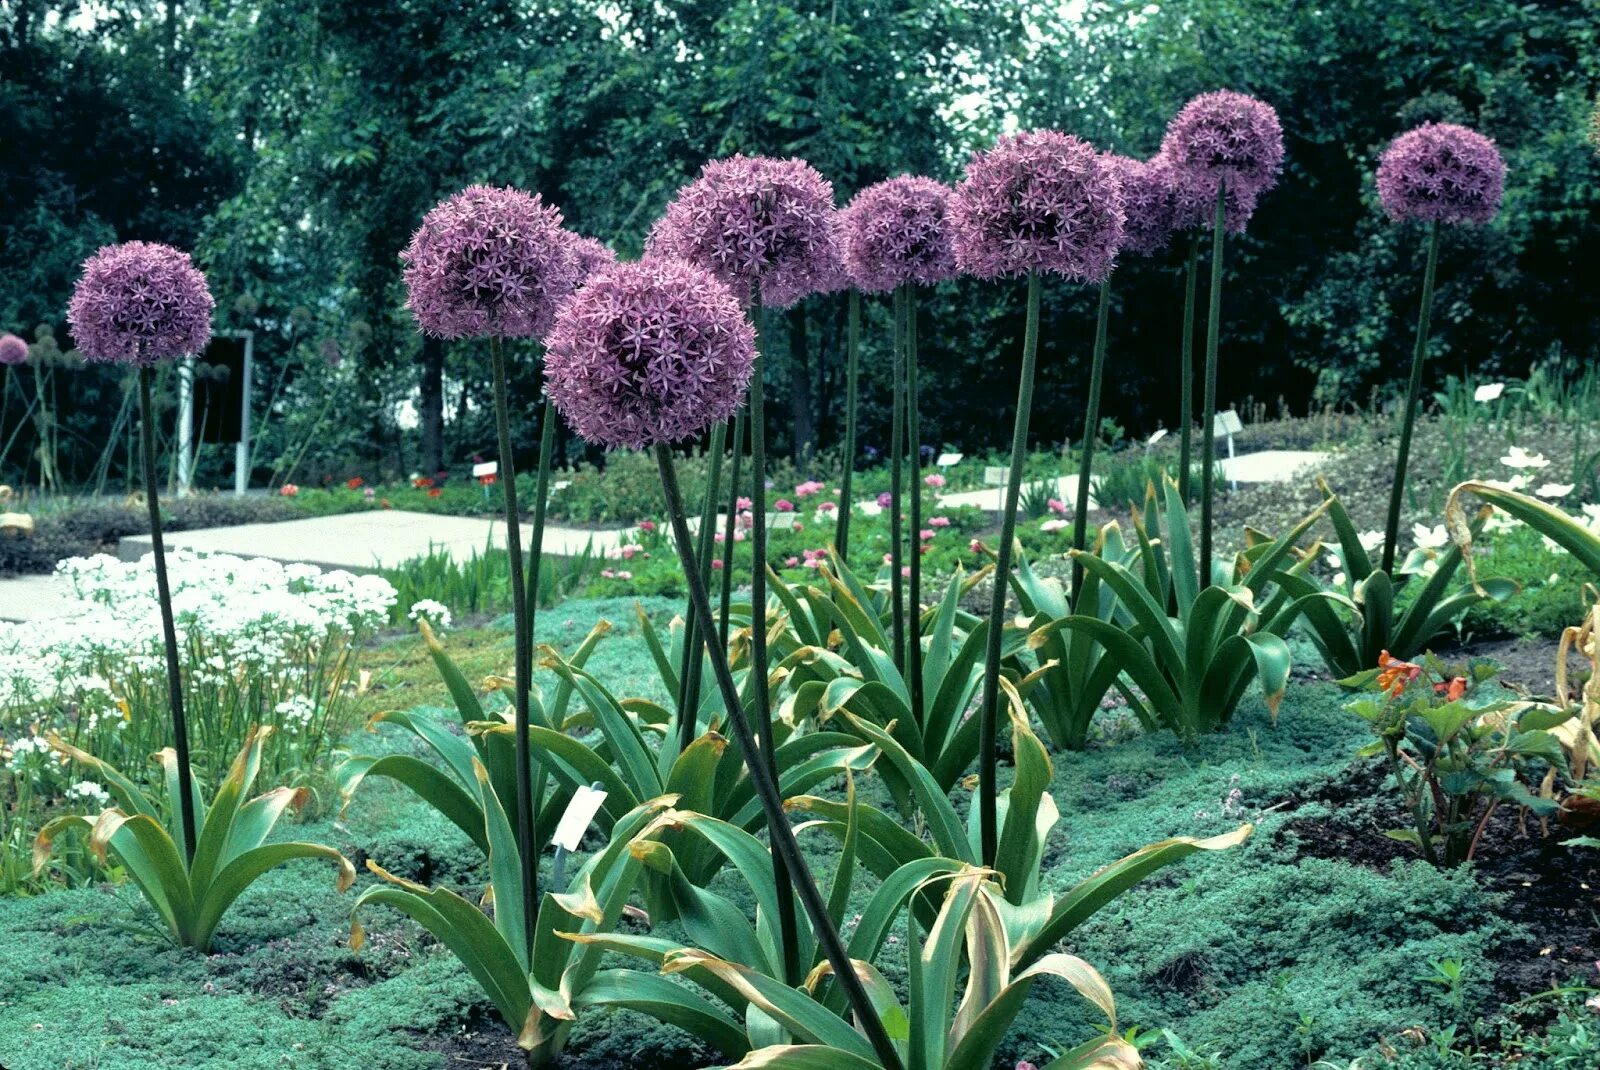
[0,449,1330,624]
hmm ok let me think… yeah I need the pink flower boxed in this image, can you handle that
[775,499,795,512]
[1047,498,1068,515]
[785,557,800,567]
[734,530,746,542]
[930,516,951,528]
[638,520,657,533]
[279,484,299,497]
[817,501,837,513]
[736,496,752,511]
[901,566,911,577]
[792,522,803,533]
[712,559,724,570]
[969,539,982,553]
[924,473,946,488]
[876,492,892,508]
[601,568,615,578]
[715,532,726,543]
[795,480,826,498]
[920,529,935,541]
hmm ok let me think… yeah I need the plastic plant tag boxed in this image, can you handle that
[552,784,608,852]
[1474,382,1505,402]
[472,460,499,478]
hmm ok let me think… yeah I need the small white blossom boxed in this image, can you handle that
[1411,523,1449,551]
[1534,483,1574,499]
[1500,446,1551,470]
[407,599,453,631]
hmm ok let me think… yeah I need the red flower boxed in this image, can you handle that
[414,476,435,489]
[345,476,364,490]
[428,488,443,499]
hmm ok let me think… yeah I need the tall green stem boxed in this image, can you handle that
[888,286,907,671]
[1382,220,1442,575]
[523,392,557,643]
[1178,233,1201,504]
[654,443,905,1070]
[835,291,860,559]
[748,304,799,983]
[906,286,925,728]
[677,421,725,750]
[139,367,198,864]
[976,272,1041,866]
[1199,183,1226,590]
[489,337,537,961]
[719,410,745,649]
[1071,275,1113,607]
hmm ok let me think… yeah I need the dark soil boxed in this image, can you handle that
[1448,631,1584,696]
[1275,761,1600,1007]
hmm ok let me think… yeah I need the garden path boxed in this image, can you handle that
[0,448,1329,623]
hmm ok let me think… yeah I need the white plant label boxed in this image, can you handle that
[472,460,499,478]
[553,785,609,852]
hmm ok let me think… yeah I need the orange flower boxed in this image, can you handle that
[345,476,364,490]
[428,488,443,498]
[1434,676,1467,702]
[1376,650,1422,697]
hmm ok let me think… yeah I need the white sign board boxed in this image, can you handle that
[472,460,499,478]
[1474,382,1505,403]
[552,785,609,852]
[982,466,1008,487]
[936,452,963,468]
[1211,410,1243,437]
[1147,428,1169,446]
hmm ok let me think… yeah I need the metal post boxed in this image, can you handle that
[176,356,195,499]
[235,331,253,496]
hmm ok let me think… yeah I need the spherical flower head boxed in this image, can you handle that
[645,155,839,309]
[839,176,958,292]
[67,242,214,365]
[564,232,618,286]
[402,185,579,340]
[0,333,27,366]
[1160,91,1284,200]
[1163,152,1262,234]
[949,130,1125,282]
[544,258,755,450]
[1376,123,1505,225]
[1103,155,1176,256]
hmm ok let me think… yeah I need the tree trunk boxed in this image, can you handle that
[788,306,815,466]
[419,335,445,477]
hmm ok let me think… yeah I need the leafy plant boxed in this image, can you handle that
[350,774,673,1066]
[567,786,1144,1070]
[1273,479,1513,677]
[1058,478,1340,738]
[793,685,1250,970]
[34,727,354,952]
[1446,480,1600,585]
[1346,652,1569,866]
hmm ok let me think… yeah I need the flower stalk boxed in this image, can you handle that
[676,419,726,749]
[138,365,199,864]
[835,290,861,559]
[653,442,904,1070]
[1382,219,1442,575]
[1071,275,1113,606]
[889,286,907,672]
[906,285,925,726]
[488,336,538,960]
[1198,182,1226,590]
[976,271,1042,865]
[720,410,744,648]
[1178,233,1201,504]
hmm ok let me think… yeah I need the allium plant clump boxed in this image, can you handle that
[838,175,958,291]
[0,333,27,365]
[1376,123,1506,225]
[66,241,214,365]
[949,129,1126,281]
[645,153,840,308]
[544,258,755,450]
[401,184,580,340]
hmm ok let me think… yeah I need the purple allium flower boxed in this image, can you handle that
[644,154,839,309]
[544,258,755,450]
[1160,91,1285,201]
[1164,154,1262,234]
[0,333,27,366]
[67,242,214,366]
[402,184,579,341]
[319,338,342,368]
[949,130,1125,282]
[564,232,618,286]
[1103,155,1176,256]
[838,176,958,292]
[1376,123,1506,225]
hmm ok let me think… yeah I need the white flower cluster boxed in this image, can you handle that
[407,598,453,631]
[0,551,396,723]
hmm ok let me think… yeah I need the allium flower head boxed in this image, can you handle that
[1103,155,1176,256]
[1163,153,1262,234]
[402,184,579,340]
[949,130,1125,281]
[838,176,958,292]
[0,333,27,366]
[67,242,214,365]
[564,232,618,286]
[1160,91,1285,200]
[544,258,755,450]
[1376,123,1505,225]
[645,154,839,309]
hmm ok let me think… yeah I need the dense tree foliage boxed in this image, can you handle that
[2,0,1596,488]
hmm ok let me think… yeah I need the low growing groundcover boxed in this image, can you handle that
[1,601,1587,1070]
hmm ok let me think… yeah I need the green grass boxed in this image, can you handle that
[0,597,1576,1069]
